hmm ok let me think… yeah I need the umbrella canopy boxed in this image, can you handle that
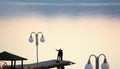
[0,51,27,60]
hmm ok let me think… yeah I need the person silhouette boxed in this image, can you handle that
[56,48,63,61]
[2,62,8,69]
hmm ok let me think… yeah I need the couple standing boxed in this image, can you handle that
[56,48,63,61]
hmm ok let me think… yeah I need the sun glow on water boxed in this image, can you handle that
[0,14,120,69]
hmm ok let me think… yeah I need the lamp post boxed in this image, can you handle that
[85,54,109,69]
[29,32,45,69]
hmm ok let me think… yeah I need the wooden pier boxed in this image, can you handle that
[22,59,75,69]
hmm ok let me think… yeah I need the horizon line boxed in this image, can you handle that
[3,2,120,6]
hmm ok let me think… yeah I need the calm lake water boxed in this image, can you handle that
[0,3,120,17]
[0,2,120,69]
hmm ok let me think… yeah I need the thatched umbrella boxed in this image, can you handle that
[0,51,27,69]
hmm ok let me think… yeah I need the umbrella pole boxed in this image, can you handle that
[11,60,13,69]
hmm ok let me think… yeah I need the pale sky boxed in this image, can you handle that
[0,1,120,69]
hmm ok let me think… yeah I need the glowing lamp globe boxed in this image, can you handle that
[101,62,109,69]
[29,36,33,42]
[40,35,45,42]
[85,63,93,69]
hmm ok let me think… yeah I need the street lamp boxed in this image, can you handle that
[85,54,109,69]
[29,32,45,69]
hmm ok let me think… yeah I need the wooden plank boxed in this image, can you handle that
[21,59,75,69]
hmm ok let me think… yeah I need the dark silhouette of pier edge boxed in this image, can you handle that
[22,48,75,69]
[22,59,75,69]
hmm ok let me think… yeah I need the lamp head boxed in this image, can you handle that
[85,59,93,69]
[101,58,109,69]
[40,34,45,42]
[85,63,93,69]
[29,35,33,42]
